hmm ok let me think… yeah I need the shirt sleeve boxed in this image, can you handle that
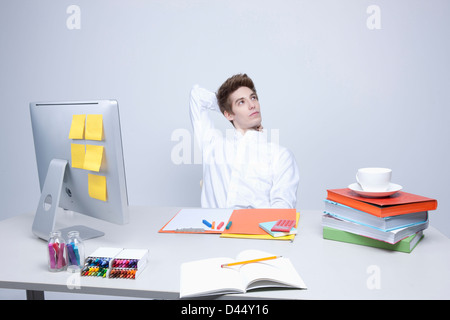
[270,147,300,209]
[189,85,220,152]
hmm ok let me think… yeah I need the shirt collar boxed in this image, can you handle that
[234,128,263,141]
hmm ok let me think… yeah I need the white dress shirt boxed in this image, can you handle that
[189,85,299,209]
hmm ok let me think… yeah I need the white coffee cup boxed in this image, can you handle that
[356,167,392,192]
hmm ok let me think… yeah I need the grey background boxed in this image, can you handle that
[1,0,449,239]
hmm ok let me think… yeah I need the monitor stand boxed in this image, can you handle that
[32,159,104,241]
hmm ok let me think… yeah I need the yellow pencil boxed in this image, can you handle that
[221,255,282,268]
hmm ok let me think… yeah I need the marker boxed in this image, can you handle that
[217,221,224,230]
[73,244,80,265]
[48,244,56,269]
[57,243,65,269]
[225,221,232,230]
[202,219,212,228]
[67,243,78,266]
[211,221,215,229]
[221,255,282,268]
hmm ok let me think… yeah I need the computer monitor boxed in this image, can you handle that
[29,100,129,241]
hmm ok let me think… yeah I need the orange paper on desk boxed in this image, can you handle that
[221,209,297,236]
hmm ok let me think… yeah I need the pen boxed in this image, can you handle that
[202,219,212,228]
[221,255,282,268]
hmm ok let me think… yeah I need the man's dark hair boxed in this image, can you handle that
[216,73,257,120]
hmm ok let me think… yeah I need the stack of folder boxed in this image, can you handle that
[322,188,438,253]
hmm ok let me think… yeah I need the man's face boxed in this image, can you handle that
[225,86,262,133]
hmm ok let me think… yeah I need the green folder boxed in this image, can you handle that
[322,227,423,253]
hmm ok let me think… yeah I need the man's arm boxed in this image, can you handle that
[189,85,220,152]
[270,148,300,209]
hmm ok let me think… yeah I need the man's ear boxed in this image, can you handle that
[224,110,234,121]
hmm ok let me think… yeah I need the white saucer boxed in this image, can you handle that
[348,182,403,198]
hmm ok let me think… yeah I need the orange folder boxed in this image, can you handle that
[327,189,438,217]
[220,208,297,239]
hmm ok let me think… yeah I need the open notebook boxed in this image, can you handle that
[180,250,307,298]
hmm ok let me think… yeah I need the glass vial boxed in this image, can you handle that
[66,231,85,273]
[48,231,67,272]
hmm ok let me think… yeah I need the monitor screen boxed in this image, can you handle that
[30,100,129,240]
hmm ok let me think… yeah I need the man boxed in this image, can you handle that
[190,73,299,209]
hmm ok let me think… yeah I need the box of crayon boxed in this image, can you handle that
[81,247,123,278]
[109,249,148,279]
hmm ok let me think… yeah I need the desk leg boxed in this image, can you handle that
[26,290,45,300]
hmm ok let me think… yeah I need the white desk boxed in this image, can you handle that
[0,206,449,300]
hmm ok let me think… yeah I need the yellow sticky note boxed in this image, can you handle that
[69,114,86,139]
[71,143,85,169]
[85,114,103,141]
[88,173,107,201]
[83,144,104,172]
